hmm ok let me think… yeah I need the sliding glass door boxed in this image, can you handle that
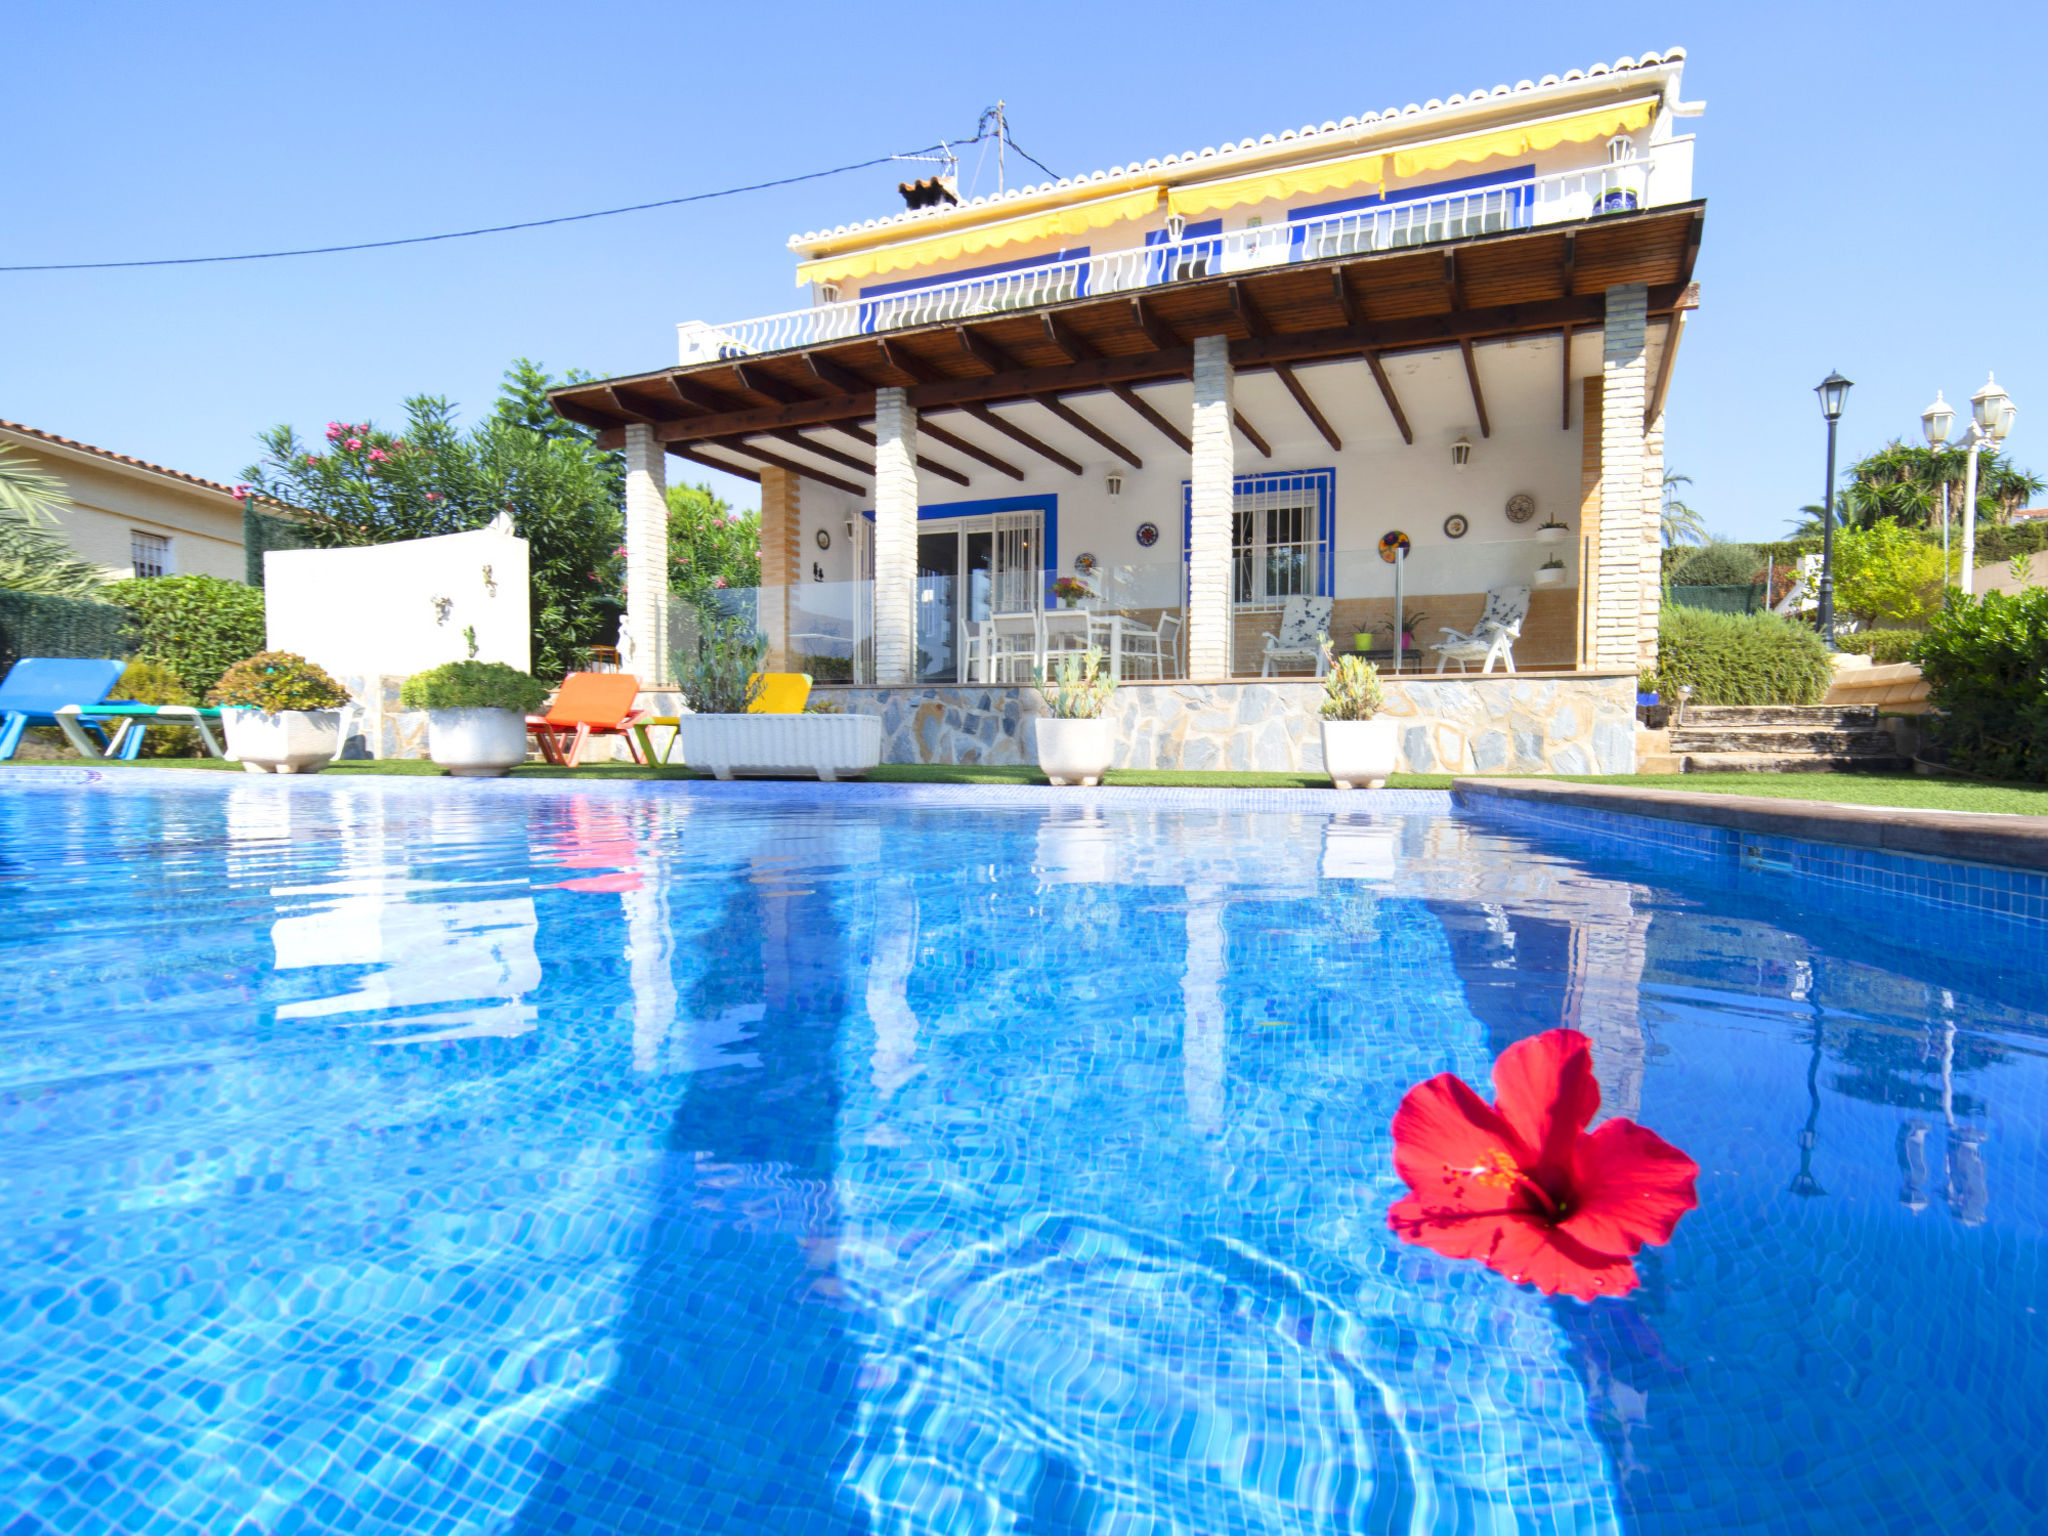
[912,511,1043,684]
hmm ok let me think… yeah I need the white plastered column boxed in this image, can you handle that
[873,388,919,686]
[622,424,670,686]
[1187,335,1235,680]
[1594,285,1648,672]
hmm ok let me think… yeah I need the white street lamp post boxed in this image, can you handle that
[1960,375,2017,597]
[1922,391,1954,572]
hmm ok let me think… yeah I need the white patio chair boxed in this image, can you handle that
[1041,609,1092,663]
[975,611,1042,683]
[1260,595,1334,677]
[1430,585,1530,674]
[1118,611,1181,679]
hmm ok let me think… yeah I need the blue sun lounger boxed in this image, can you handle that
[0,658,130,761]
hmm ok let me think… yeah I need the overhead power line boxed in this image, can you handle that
[0,139,976,274]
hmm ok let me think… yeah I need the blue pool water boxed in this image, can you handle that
[1,775,2043,1535]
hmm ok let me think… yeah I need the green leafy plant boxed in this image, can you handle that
[104,574,266,698]
[1832,630,1922,666]
[1319,640,1386,720]
[208,650,352,712]
[1668,542,1763,588]
[1637,668,1663,697]
[1656,605,1834,706]
[0,445,107,598]
[1831,519,1957,627]
[241,360,627,680]
[1035,646,1118,719]
[0,591,130,679]
[110,658,198,757]
[673,613,765,714]
[399,660,549,714]
[1914,586,2048,781]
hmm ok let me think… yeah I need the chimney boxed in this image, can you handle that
[898,176,960,211]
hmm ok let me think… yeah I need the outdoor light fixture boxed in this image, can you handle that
[1922,391,1954,448]
[1452,436,1473,470]
[1105,471,1124,497]
[1972,373,2009,434]
[1948,373,2020,594]
[1165,213,1186,243]
[1812,371,1853,649]
[1815,371,1852,423]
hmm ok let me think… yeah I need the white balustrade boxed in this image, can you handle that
[679,151,1680,364]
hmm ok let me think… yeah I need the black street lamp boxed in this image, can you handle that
[1813,371,1853,649]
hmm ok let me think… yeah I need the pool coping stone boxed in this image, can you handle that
[1452,777,2048,873]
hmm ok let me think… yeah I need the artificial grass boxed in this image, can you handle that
[1543,772,2048,817]
[8,756,2041,813]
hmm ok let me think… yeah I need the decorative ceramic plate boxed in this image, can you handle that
[815,527,831,549]
[1506,492,1537,524]
[1073,551,1099,576]
[1378,530,1412,563]
[1443,514,1469,539]
[1135,523,1159,548]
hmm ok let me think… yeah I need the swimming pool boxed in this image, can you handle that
[1,774,2042,1534]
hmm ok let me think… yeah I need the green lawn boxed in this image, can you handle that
[7,757,2042,814]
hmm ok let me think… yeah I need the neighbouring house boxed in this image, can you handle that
[0,419,253,583]
[550,48,1704,773]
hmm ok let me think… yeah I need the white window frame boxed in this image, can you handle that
[130,529,174,579]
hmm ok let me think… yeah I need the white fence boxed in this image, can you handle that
[680,154,1671,363]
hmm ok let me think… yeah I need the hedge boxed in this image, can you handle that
[1656,604,1835,705]
[1915,587,2048,781]
[0,590,132,681]
[1834,630,1921,665]
[104,575,267,698]
[243,506,319,588]
[1668,582,1765,615]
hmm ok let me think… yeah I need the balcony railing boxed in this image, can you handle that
[680,153,1671,363]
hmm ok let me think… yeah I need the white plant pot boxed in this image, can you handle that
[1035,716,1112,786]
[1533,566,1568,588]
[1535,524,1570,545]
[670,713,882,781]
[1321,717,1399,790]
[223,708,346,774]
[426,707,530,777]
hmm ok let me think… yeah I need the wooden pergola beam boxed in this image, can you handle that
[1130,296,1180,350]
[829,422,985,486]
[1113,384,1191,453]
[956,325,1020,374]
[713,439,864,496]
[1041,311,1098,363]
[1273,363,1341,452]
[1364,353,1414,445]
[1443,250,1463,312]
[669,444,761,482]
[594,287,1696,448]
[966,404,1083,475]
[1234,410,1273,459]
[1330,268,1361,327]
[807,353,872,394]
[880,338,949,386]
[1645,311,1686,430]
[1459,337,1491,439]
[914,418,1026,481]
[1038,396,1141,469]
[1560,322,1575,431]
[668,374,739,414]
[735,364,813,407]
[1229,281,1273,338]
[766,428,881,482]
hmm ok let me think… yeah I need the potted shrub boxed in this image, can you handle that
[1319,641,1397,790]
[669,616,881,781]
[1636,668,1662,708]
[1535,518,1572,545]
[1384,611,1427,651]
[1595,187,1639,214]
[399,661,550,777]
[1533,556,1569,589]
[1033,646,1117,786]
[1351,628,1375,653]
[209,651,353,773]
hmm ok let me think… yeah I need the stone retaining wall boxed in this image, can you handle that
[814,674,1637,775]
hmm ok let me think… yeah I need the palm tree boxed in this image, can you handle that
[0,444,107,598]
[1661,470,1706,546]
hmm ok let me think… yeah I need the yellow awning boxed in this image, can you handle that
[1390,100,1655,181]
[1166,151,1386,219]
[795,187,1164,287]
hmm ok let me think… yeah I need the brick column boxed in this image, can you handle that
[622,424,669,686]
[873,388,918,685]
[1187,335,1235,679]
[1593,285,1648,672]
[758,465,801,670]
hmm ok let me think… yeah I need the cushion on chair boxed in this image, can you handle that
[540,672,643,729]
[0,658,129,719]
[747,673,812,714]
[1268,595,1333,651]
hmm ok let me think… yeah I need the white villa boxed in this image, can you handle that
[551,48,1703,773]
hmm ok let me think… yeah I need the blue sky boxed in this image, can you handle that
[7,0,2045,540]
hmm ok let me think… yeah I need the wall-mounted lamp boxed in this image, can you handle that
[1165,213,1186,243]
[1452,436,1474,471]
[1105,471,1125,497]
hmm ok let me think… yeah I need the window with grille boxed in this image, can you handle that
[1181,469,1335,613]
[130,530,172,579]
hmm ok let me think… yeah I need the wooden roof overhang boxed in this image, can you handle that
[551,202,1704,490]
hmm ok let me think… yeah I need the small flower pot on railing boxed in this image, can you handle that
[1595,188,1640,215]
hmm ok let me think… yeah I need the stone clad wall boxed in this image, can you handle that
[814,675,1637,775]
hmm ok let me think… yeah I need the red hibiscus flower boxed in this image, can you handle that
[1387,1029,1698,1300]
